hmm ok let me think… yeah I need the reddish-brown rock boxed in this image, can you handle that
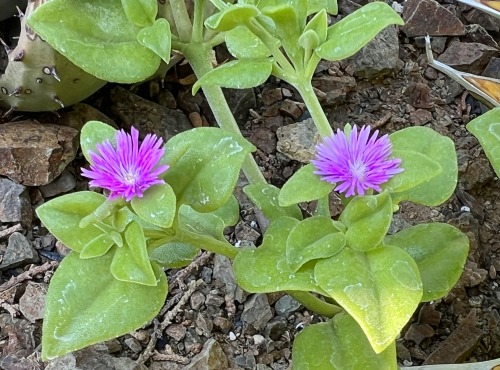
[438,42,499,75]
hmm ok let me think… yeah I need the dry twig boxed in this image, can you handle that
[0,261,58,293]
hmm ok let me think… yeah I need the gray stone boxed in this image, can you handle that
[19,282,47,322]
[0,178,32,223]
[195,312,213,337]
[39,168,76,198]
[124,337,142,353]
[0,232,39,270]
[181,339,228,370]
[276,118,320,163]
[190,291,205,310]
[234,354,256,369]
[213,254,246,302]
[45,348,147,370]
[345,26,402,79]
[464,24,499,50]
[264,317,287,341]
[275,295,301,317]
[166,323,187,342]
[0,121,79,186]
[241,294,273,331]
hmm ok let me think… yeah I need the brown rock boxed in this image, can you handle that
[423,309,484,364]
[403,0,466,37]
[409,109,433,125]
[261,88,283,106]
[418,304,442,326]
[464,24,499,49]
[279,99,303,120]
[182,339,228,370]
[463,8,500,32]
[19,282,47,322]
[438,42,500,75]
[0,121,79,186]
[405,82,434,109]
[404,323,435,345]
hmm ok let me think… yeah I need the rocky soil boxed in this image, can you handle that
[1,0,500,369]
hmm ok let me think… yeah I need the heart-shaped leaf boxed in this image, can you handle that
[80,234,115,259]
[244,184,303,221]
[131,183,176,228]
[42,252,167,360]
[316,2,403,61]
[233,217,327,294]
[293,312,397,369]
[205,4,260,31]
[225,26,272,59]
[286,216,345,272]
[314,245,422,353]
[137,18,171,63]
[36,192,107,253]
[385,223,469,302]
[340,191,392,251]
[80,121,117,164]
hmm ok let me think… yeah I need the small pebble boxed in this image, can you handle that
[229,332,237,341]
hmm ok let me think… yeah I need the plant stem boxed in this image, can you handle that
[169,0,193,42]
[294,80,333,138]
[180,231,240,259]
[182,43,266,185]
[287,291,342,318]
[79,198,126,228]
[191,0,206,43]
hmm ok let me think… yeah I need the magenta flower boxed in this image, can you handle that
[81,127,169,201]
[312,125,402,197]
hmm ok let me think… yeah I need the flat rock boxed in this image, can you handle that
[345,26,402,79]
[403,0,466,37]
[45,348,147,370]
[463,8,500,32]
[19,282,48,322]
[438,42,499,75]
[464,24,499,49]
[110,86,192,141]
[0,232,39,270]
[276,118,320,163]
[0,121,79,186]
[0,178,32,223]
[241,294,273,332]
[39,169,76,198]
[275,295,301,317]
[423,310,484,364]
[181,339,228,370]
[405,82,434,109]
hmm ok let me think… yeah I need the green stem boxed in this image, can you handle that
[79,198,126,229]
[287,291,342,318]
[180,231,240,260]
[191,0,206,43]
[182,43,266,185]
[294,80,333,138]
[169,0,193,42]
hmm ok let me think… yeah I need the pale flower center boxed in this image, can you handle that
[123,170,139,185]
[350,160,366,182]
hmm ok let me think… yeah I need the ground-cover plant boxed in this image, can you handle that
[29,0,470,368]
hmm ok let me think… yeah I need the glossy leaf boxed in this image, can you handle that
[467,107,500,178]
[121,0,157,27]
[211,195,240,227]
[339,191,392,252]
[80,121,117,164]
[163,128,255,212]
[293,313,398,370]
[80,234,115,259]
[137,18,171,63]
[131,183,176,228]
[205,4,260,31]
[110,221,157,286]
[384,126,457,206]
[279,164,334,206]
[193,58,273,94]
[315,246,422,353]
[149,242,199,268]
[286,216,345,272]
[244,184,303,221]
[304,9,328,44]
[316,2,403,61]
[385,223,469,302]
[42,252,167,360]
[225,26,271,59]
[307,0,338,15]
[299,30,320,53]
[233,217,327,294]
[36,192,107,253]
[28,0,160,82]
[262,5,300,60]
[177,204,227,241]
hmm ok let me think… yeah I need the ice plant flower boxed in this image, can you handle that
[312,125,402,197]
[81,127,168,201]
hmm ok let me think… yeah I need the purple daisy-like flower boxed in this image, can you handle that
[311,125,402,197]
[81,127,169,202]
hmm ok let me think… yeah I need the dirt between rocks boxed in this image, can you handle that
[2,0,500,369]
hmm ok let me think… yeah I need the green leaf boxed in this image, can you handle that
[137,18,171,63]
[384,126,457,206]
[131,184,176,228]
[233,217,327,294]
[299,30,320,53]
[205,4,260,31]
[293,313,398,370]
[177,204,227,241]
[244,184,303,221]
[279,164,334,206]
[307,0,338,15]
[28,0,161,82]
[225,26,272,59]
[193,58,273,94]
[210,195,240,227]
[80,121,117,164]
[111,221,157,286]
[121,0,157,27]
[316,2,403,61]
[42,252,167,360]
[262,5,301,60]
[163,128,255,213]
[286,216,345,272]
[36,192,107,253]
[80,234,115,259]
[149,242,199,268]
[304,10,327,44]
[339,191,392,252]
[315,246,422,353]
[467,107,500,178]
[385,223,469,302]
